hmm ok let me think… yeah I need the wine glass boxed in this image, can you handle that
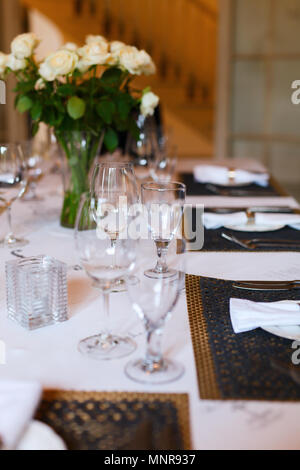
[126,115,159,183]
[141,181,186,279]
[0,143,28,247]
[74,193,137,360]
[91,161,139,292]
[150,144,177,183]
[125,238,185,384]
[19,140,46,201]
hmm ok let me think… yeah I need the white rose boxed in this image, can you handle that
[6,54,26,71]
[0,53,9,74]
[39,50,78,80]
[11,33,39,59]
[77,42,111,69]
[86,35,108,46]
[119,46,156,75]
[59,42,78,52]
[110,41,126,56]
[140,91,159,117]
[35,78,46,90]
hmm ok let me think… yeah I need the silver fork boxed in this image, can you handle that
[206,184,275,197]
[221,232,300,250]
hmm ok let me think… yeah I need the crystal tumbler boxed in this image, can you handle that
[6,256,68,330]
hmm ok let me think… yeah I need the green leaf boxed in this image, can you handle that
[30,101,42,120]
[31,121,39,136]
[16,96,33,113]
[104,128,119,152]
[101,67,123,85]
[67,96,86,120]
[116,94,132,121]
[57,84,76,96]
[96,99,116,124]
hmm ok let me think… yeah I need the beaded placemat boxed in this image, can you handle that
[185,274,300,400]
[36,390,191,450]
[185,207,300,252]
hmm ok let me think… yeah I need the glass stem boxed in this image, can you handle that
[110,237,117,268]
[5,205,14,243]
[144,327,164,372]
[102,289,111,338]
[154,240,169,273]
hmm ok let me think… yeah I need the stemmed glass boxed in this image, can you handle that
[0,143,28,247]
[150,144,177,183]
[19,140,45,201]
[74,193,137,360]
[141,181,186,279]
[91,161,139,291]
[126,115,159,183]
[125,238,185,384]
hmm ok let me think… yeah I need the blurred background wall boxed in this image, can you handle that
[0,0,300,196]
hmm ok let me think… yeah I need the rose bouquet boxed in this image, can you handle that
[0,33,159,227]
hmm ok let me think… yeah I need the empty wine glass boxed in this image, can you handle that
[125,238,185,384]
[0,143,28,247]
[19,140,45,201]
[75,193,137,360]
[150,144,177,183]
[91,161,139,292]
[141,181,186,279]
[126,115,159,183]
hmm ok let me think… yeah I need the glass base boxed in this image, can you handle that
[125,357,184,384]
[1,236,29,249]
[78,333,136,360]
[144,268,177,280]
[93,276,139,293]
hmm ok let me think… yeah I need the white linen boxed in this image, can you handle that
[2,172,300,450]
[185,195,300,209]
[204,211,248,229]
[203,211,300,229]
[0,380,41,449]
[255,213,300,227]
[193,164,269,187]
[230,298,300,334]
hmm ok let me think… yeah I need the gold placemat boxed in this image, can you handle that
[36,390,191,450]
[185,274,221,399]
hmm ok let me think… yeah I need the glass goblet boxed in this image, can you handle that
[75,193,137,360]
[125,239,185,384]
[0,143,28,247]
[141,181,186,279]
[19,140,45,201]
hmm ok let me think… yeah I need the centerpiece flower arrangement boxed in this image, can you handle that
[0,33,159,227]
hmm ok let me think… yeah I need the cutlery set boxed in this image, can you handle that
[205,183,276,197]
[232,280,300,291]
[221,232,300,250]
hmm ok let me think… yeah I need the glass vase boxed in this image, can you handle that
[56,130,103,228]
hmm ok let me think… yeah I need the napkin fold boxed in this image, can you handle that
[203,211,248,229]
[230,298,300,334]
[194,165,269,187]
[203,211,300,229]
[0,380,41,449]
[255,213,300,227]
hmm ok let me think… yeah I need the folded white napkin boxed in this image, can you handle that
[203,211,248,229]
[230,298,300,334]
[203,211,300,229]
[0,380,41,449]
[194,165,269,187]
[255,213,300,227]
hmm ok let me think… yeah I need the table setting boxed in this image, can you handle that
[1,33,300,451]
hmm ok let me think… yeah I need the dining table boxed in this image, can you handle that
[1,157,300,450]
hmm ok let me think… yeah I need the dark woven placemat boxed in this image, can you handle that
[185,207,300,252]
[203,227,300,252]
[36,390,190,450]
[186,274,300,401]
[181,173,283,197]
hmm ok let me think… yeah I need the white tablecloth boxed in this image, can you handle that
[1,174,300,450]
